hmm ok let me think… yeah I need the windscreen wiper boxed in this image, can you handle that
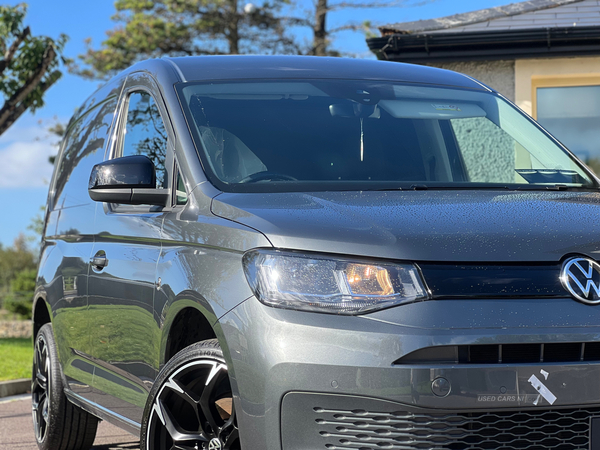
[366,184,598,192]
[367,184,513,191]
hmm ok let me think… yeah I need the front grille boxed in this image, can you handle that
[395,342,600,365]
[314,405,599,450]
[417,263,565,299]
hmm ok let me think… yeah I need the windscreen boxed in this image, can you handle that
[176,80,596,192]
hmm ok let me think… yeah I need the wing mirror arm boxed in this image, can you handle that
[88,155,171,206]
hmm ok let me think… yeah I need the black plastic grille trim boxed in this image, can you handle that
[417,263,565,299]
[395,342,600,365]
[314,405,599,450]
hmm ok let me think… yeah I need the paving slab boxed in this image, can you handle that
[0,395,140,450]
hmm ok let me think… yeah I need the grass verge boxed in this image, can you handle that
[0,338,32,381]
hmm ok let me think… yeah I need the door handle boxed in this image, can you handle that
[91,251,108,270]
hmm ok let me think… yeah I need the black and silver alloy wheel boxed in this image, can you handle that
[31,323,98,450]
[32,332,50,442]
[143,339,240,450]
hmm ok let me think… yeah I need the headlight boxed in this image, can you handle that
[242,249,428,315]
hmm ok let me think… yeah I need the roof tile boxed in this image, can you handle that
[379,0,600,34]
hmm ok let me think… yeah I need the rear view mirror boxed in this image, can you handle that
[329,102,379,118]
[88,155,170,206]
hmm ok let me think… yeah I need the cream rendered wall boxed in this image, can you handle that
[515,56,600,117]
[428,60,516,101]
[426,61,517,180]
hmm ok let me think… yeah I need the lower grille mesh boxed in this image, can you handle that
[314,405,598,450]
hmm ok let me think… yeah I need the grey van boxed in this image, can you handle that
[33,56,600,450]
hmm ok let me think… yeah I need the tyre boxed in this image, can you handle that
[141,339,240,450]
[32,323,99,450]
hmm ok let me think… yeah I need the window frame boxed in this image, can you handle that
[106,73,178,212]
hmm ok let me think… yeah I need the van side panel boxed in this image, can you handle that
[40,81,124,398]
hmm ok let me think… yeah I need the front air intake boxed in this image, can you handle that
[395,342,600,365]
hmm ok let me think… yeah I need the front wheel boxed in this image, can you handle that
[141,339,240,450]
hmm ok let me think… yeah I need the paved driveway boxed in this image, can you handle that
[0,395,140,450]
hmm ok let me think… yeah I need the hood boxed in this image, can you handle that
[211,190,600,262]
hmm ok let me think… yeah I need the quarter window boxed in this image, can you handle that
[121,91,168,188]
[175,169,188,205]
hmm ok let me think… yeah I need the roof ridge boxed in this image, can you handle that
[380,0,585,34]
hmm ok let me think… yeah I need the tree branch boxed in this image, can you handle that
[0,71,60,137]
[280,16,313,27]
[0,45,56,134]
[0,26,31,76]
[329,23,366,33]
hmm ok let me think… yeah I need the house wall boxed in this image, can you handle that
[426,60,517,178]
[427,60,516,102]
[515,56,600,117]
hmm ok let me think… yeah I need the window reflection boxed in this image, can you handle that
[122,92,167,188]
[537,85,600,173]
[54,95,119,208]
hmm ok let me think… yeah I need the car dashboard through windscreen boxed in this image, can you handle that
[189,94,433,183]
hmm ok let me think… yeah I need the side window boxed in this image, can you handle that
[53,95,119,209]
[120,91,168,188]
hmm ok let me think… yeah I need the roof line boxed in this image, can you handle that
[379,0,584,34]
[162,57,187,82]
[460,74,492,92]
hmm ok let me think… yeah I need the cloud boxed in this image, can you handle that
[0,117,62,188]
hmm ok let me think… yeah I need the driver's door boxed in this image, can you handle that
[86,73,173,423]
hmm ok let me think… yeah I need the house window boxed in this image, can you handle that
[533,75,600,173]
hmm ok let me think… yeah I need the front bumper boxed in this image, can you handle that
[281,392,598,450]
[217,296,600,450]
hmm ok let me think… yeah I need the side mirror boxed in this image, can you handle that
[88,155,170,206]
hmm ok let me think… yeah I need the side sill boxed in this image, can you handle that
[65,390,141,437]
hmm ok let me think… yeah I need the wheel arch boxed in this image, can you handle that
[160,293,220,366]
[32,292,52,339]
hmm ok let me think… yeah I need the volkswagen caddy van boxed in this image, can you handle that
[32,56,600,450]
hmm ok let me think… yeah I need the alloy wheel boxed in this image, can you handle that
[147,359,240,450]
[32,333,50,442]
